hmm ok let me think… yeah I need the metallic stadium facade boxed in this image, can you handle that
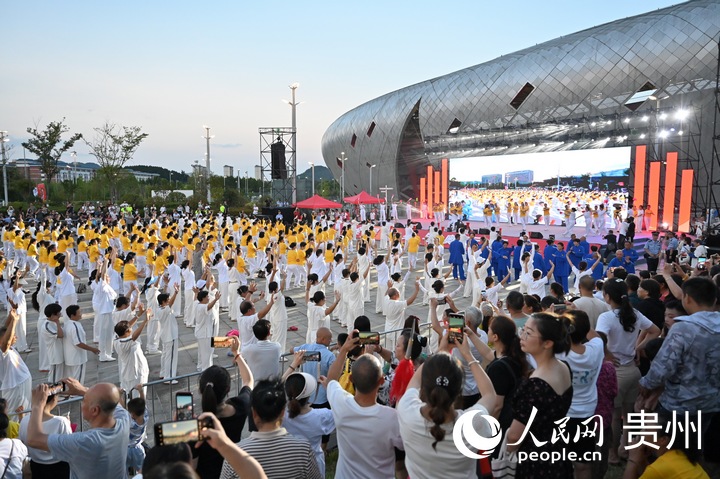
[321,0,720,214]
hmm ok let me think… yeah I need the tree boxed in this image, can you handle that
[85,122,148,202]
[21,119,82,183]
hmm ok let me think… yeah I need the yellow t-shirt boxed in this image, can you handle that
[78,241,88,253]
[124,263,138,281]
[408,236,421,253]
[639,450,710,479]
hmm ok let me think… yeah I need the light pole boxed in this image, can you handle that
[309,162,315,196]
[368,163,377,195]
[339,151,347,200]
[283,83,301,204]
[202,126,214,203]
[70,151,77,184]
[170,172,174,191]
[237,170,241,190]
[0,131,9,207]
[245,171,248,197]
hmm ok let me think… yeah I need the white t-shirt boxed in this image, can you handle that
[397,388,491,479]
[63,320,88,366]
[327,380,403,479]
[557,337,605,417]
[157,305,178,343]
[0,438,28,477]
[19,414,71,464]
[382,297,407,331]
[523,274,548,298]
[0,348,31,390]
[596,308,654,366]
[93,281,118,314]
[41,321,64,366]
[237,314,260,349]
[242,340,281,381]
[573,297,611,329]
[115,336,149,385]
[56,270,76,298]
[194,303,215,339]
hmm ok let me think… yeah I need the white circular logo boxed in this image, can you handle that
[452,410,503,459]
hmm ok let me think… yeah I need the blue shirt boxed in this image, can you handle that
[533,252,547,275]
[667,237,679,250]
[544,245,558,264]
[622,248,638,274]
[584,254,604,280]
[48,404,130,479]
[644,239,662,256]
[553,250,571,276]
[293,343,336,404]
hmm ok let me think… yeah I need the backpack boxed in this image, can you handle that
[284,296,296,307]
[76,283,87,294]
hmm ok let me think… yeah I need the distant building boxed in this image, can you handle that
[481,174,502,185]
[504,170,533,185]
[10,159,160,182]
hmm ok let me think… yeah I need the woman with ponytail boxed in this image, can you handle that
[466,315,530,435]
[556,309,605,478]
[282,372,335,477]
[596,278,660,464]
[32,270,53,372]
[196,337,253,479]
[397,330,497,478]
[507,312,574,477]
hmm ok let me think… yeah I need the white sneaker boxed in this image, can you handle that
[99,356,117,362]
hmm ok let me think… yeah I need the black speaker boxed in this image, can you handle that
[529,231,543,239]
[394,222,404,229]
[271,141,287,179]
[476,228,490,235]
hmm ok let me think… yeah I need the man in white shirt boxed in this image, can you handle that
[520,254,555,298]
[237,297,274,350]
[0,309,33,414]
[241,319,281,381]
[41,304,65,383]
[166,256,183,317]
[157,286,180,384]
[95,274,120,362]
[322,335,404,479]
[573,276,611,329]
[382,280,420,350]
[64,305,100,384]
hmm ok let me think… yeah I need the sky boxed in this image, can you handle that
[451,147,631,183]
[1,1,680,177]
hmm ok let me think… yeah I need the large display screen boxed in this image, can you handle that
[448,147,630,224]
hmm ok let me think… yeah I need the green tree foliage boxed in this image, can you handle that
[21,119,82,183]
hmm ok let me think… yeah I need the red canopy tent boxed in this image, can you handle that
[292,194,343,209]
[343,190,385,205]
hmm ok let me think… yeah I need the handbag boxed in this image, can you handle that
[490,431,517,479]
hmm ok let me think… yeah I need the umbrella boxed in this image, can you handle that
[292,194,343,209]
[343,190,385,205]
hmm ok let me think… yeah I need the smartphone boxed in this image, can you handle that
[47,381,66,395]
[153,418,212,446]
[554,304,567,312]
[175,392,194,421]
[698,257,707,265]
[448,313,465,344]
[303,351,321,362]
[357,332,380,346]
[210,336,233,348]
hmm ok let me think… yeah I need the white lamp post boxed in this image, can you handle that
[202,126,214,203]
[309,161,315,196]
[368,164,377,195]
[339,151,347,200]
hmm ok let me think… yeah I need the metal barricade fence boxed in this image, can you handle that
[14,321,432,442]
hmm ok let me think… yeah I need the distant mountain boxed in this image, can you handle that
[298,165,334,181]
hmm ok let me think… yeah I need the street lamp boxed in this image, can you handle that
[309,161,315,196]
[245,171,248,197]
[283,83,302,203]
[70,151,77,184]
[368,163,377,195]
[202,126,214,203]
[169,172,174,191]
[0,131,8,206]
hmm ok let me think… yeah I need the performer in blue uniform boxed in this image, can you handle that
[552,242,571,293]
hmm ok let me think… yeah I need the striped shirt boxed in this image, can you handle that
[219,428,321,479]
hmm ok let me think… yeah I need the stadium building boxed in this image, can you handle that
[321,0,720,227]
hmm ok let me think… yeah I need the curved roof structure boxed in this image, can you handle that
[321,0,720,204]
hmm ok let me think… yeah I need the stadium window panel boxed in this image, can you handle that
[624,81,657,111]
[351,133,357,147]
[446,118,462,134]
[367,122,376,137]
[510,82,535,110]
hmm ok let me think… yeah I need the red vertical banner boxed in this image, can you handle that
[434,171,441,205]
[420,178,426,218]
[441,158,449,209]
[426,165,433,214]
[678,169,694,233]
[647,162,661,231]
[663,152,678,230]
[634,145,646,208]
